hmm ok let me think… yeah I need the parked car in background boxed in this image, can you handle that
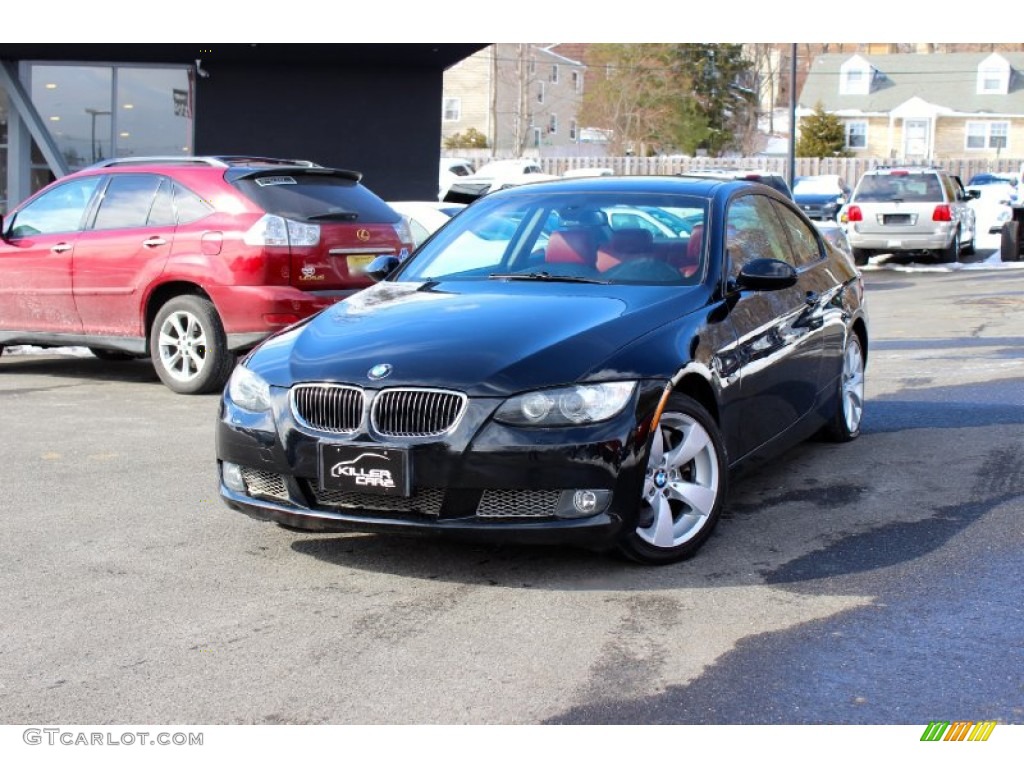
[792,174,850,221]
[443,159,561,203]
[966,182,1015,235]
[562,167,614,178]
[0,155,413,394]
[438,157,475,202]
[813,220,853,259]
[844,166,977,266]
[217,174,868,565]
[966,172,1018,189]
[388,201,466,248]
[679,169,794,200]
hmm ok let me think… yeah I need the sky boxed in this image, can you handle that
[0,4,1010,45]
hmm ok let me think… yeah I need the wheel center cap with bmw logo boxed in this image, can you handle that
[368,363,392,381]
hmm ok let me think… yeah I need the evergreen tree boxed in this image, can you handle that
[796,103,850,157]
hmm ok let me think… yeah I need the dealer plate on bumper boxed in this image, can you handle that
[319,444,410,497]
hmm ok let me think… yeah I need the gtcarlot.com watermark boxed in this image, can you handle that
[23,728,203,747]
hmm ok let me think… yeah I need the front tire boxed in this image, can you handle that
[822,332,865,443]
[618,395,727,565]
[150,295,235,395]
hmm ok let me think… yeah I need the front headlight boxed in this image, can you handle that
[227,365,272,412]
[494,382,636,426]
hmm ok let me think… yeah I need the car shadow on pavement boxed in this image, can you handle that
[287,376,1024,591]
[0,354,161,388]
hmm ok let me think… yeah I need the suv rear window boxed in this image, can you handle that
[854,174,943,203]
[231,172,400,223]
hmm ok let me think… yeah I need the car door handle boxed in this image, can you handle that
[51,243,72,254]
[143,237,167,248]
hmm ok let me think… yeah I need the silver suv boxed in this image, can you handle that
[844,166,978,265]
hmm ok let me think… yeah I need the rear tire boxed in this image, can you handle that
[938,230,959,264]
[149,295,235,395]
[851,248,872,266]
[822,332,865,443]
[1001,221,1022,262]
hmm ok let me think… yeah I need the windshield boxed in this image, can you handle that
[395,190,709,286]
[854,173,943,203]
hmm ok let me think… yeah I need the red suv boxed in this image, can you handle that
[0,156,413,393]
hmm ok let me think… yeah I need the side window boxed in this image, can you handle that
[172,182,214,224]
[772,202,823,267]
[93,174,164,230]
[725,194,791,276]
[7,176,103,238]
[148,179,176,227]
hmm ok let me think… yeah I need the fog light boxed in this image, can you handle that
[222,461,246,493]
[574,490,598,514]
[555,489,611,519]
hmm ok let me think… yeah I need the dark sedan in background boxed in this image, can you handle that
[793,174,851,221]
[216,176,868,564]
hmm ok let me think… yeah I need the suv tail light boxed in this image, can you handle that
[243,214,321,247]
[391,218,414,251]
[846,205,863,222]
[932,205,953,222]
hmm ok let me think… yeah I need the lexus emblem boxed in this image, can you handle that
[368,363,392,381]
[356,228,371,242]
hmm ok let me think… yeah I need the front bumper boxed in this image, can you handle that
[215,380,665,551]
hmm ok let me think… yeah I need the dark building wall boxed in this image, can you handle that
[195,62,442,200]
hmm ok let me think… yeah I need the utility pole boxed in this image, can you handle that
[788,43,797,186]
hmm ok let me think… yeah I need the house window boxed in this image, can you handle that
[845,121,867,149]
[550,64,559,84]
[549,114,557,135]
[966,121,1010,150]
[442,98,460,122]
[839,56,873,96]
[572,71,580,93]
[570,120,578,141]
[976,55,1010,94]
[537,82,544,104]
[528,57,536,75]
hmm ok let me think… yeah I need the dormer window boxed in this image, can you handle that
[840,55,873,96]
[977,53,1010,95]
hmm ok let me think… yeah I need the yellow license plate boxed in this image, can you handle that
[347,254,376,274]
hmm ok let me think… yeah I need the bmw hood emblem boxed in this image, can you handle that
[368,363,392,381]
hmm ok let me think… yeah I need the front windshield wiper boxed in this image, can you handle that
[307,211,359,221]
[488,271,609,284]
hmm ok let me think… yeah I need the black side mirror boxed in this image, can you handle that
[966,189,981,200]
[734,258,798,291]
[365,255,401,283]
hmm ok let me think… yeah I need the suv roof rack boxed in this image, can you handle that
[86,155,323,170]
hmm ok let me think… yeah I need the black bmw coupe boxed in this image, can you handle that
[216,175,868,564]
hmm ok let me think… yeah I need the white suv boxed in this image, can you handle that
[844,167,978,265]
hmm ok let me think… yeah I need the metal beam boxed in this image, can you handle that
[0,59,70,178]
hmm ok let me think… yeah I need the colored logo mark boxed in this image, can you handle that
[921,721,997,742]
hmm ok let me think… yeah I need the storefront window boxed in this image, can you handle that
[28,63,192,173]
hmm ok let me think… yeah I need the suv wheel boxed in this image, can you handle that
[1001,221,1022,262]
[938,231,959,264]
[150,295,235,395]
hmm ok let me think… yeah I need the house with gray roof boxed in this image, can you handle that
[797,52,1024,161]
